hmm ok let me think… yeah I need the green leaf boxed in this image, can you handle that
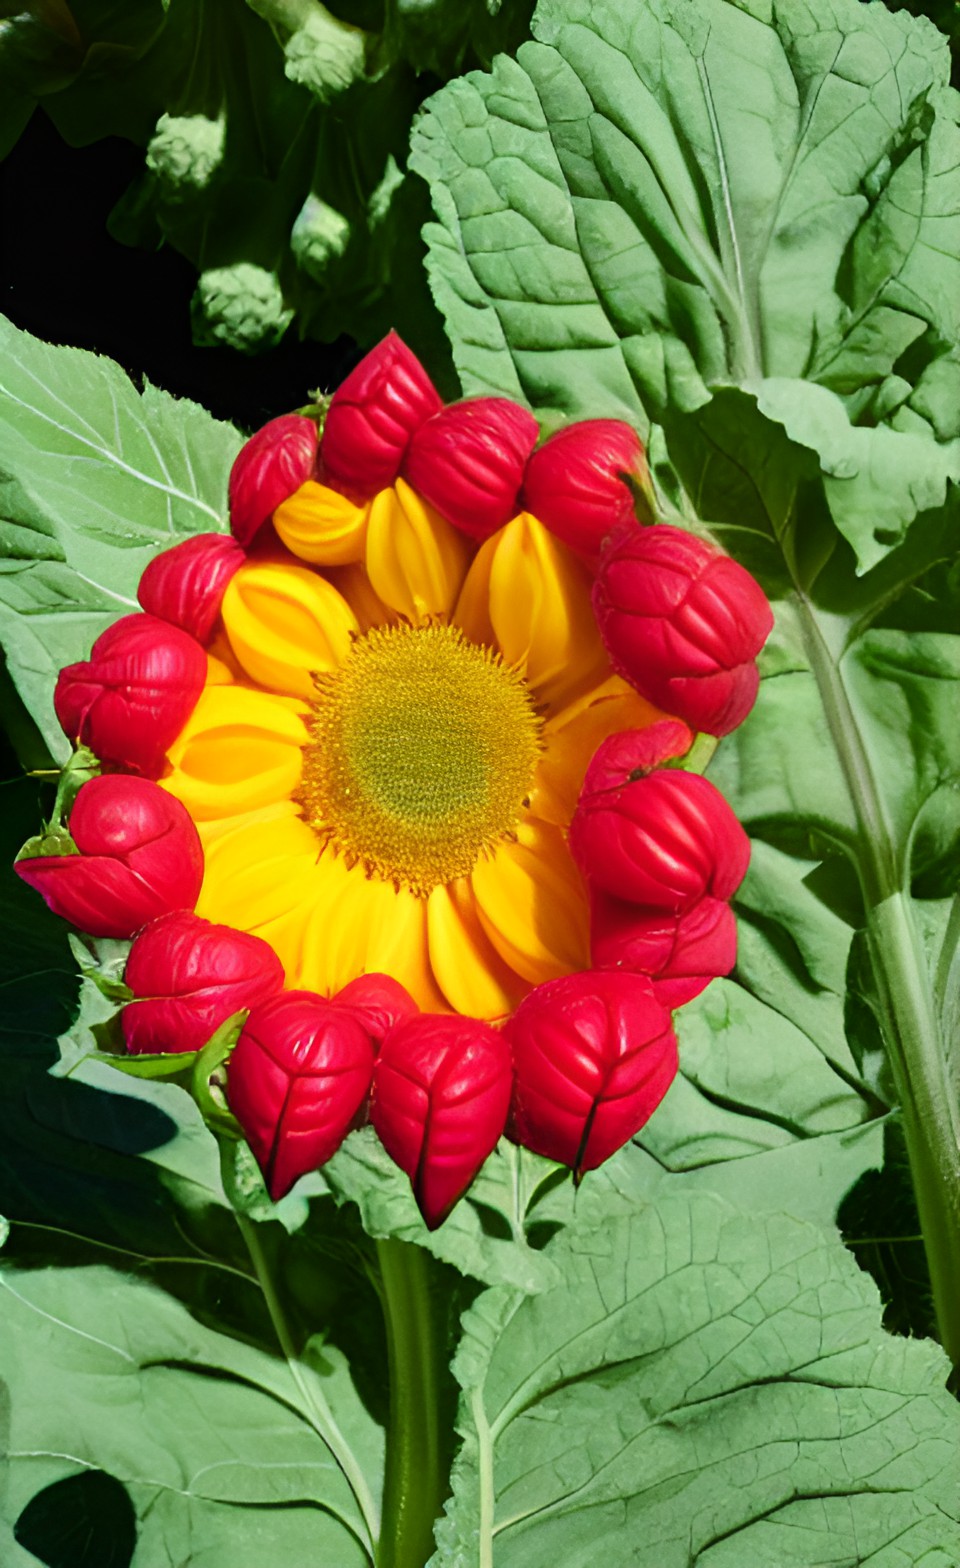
[0,1258,382,1567]
[412,0,960,568]
[0,316,241,758]
[431,1193,960,1566]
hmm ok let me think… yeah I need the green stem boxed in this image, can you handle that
[236,1211,381,1557]
[798,595,960,1366]
[375,1237,447,1568]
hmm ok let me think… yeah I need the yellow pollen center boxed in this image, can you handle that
[299,623,543,895]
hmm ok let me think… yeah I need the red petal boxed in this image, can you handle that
[138,533,245,644]
[229,414,319,546]
[402,397,539,541]
[332,973,418,1048]
[320,332,443,501]
[521,419,646,558]
[590,890,738,1006]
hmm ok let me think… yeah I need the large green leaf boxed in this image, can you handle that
[0,315,241,758]
[430,1193,960,1566]
[0,1256,383,1567]
[412,0,960,569]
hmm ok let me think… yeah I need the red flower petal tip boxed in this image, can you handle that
[505,971,678,1176]
[521,419,648,558]
[54,614,207,778]
[122,911,285,1055]
[227,990,376,1200]
[15,775,203,939]
[591,890,738,1007]
[229,413,319,547]
[332,973,418,1048]
[370,1013,512,1229]
[593,523,774,736]
[402,397,539,541]
[320,332,443,502]
[138,532,245,645]
[570,741,751,910]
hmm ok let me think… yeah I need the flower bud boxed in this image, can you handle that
[228,413,319,546]
[320,332,443,501]
[15,775,203,939]
[54,614,207,778]
[569,733,750,910]
[370,1013,512,1229]
[122,911,285,1055]
[590,889,737,1007]
[332,973,418,1048]
[137,533,245,645]
[227,991,376,1199]
[505,970,677,1175]
[593,523,774,735]
[402,397,539,541]
[521,420,647,558]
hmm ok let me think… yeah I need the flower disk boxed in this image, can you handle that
[299,623,542,896]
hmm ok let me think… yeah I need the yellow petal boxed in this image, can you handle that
[324,561,399,634]
[222,559,359,699]
[428,879,528,1020]
[365,479,471,623]
[531,674,667,827]
[471,818,589,985]
[273,480,369,566]
[455,513,607,709]
[205,633,247,686]
[198,811,321,935]
[162,685,308,821]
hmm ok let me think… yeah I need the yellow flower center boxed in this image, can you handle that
[299,623,543,895]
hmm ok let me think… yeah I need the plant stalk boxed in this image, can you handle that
[798,596,960,1366]
[374,1237,447,1568]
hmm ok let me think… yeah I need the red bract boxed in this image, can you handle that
[227,991,376,1200]
[593,523,774,736]
[137,532,245,645]
[402,397,539,541]
[590,889,737,1007]
[370,1014,512,1229]
[506,971,677,1175]
[569,733,750,909]
[521,420,647,558]
[54,614,206,778]
[320,332,443,501]
[15,775,203,939]
[122,911,285,1055]
[229,413,318,546]
[332,973,418,1048]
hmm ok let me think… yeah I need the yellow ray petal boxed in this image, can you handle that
[365,479,471,624]
[471,818,590,985]
[273,480,369,566]
[454,513,607,709]
[324,561,399,634]
[198,811,321,934]
[205,633,247,686]
[428,879,528,1020]
[531,675,667,827]
[222,559,359,699]
[162,685,308,821]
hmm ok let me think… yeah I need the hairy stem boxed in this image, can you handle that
[375,1237,447,1568]
[798,595,960,1366]
[236,1211,381,1556]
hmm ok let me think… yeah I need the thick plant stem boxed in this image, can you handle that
[799,597,960,1367]
[375,1237,446,1568]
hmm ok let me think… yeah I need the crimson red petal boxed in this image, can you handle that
[138,532,245,644]
[590,890,738,1006]
[320,332,443,501]
[521,419,647,558]
[229,413,318,546]
[332,973,418,1048]
[402,397,539,541]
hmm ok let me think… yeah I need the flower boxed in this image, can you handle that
[227,991,376,1199]
[14,775,203,939]
[370,1013,512,1228]
[505,971,677,1176]
[228,413,319,546]
[521,419,648,559]
[122,911,285,1054]
[593,521,774,735]
[25,335,765,1217]
[54,614,207,778]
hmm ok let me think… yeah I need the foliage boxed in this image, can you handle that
[0,0,534,368]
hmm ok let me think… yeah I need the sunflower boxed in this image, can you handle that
[161,478,661,1020]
